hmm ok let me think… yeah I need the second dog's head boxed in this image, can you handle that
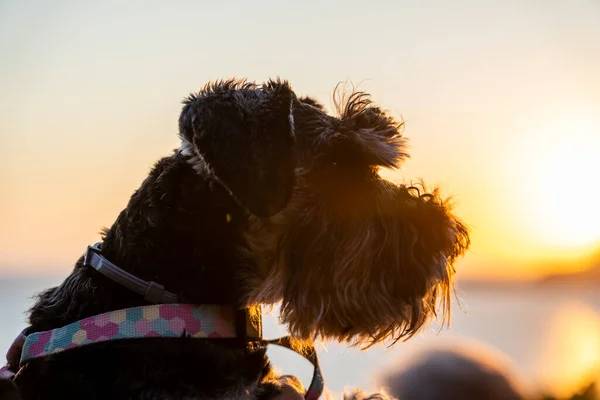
[178,78,470,347]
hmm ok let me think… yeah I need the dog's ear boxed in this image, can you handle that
[179,79,295,218]
[339,92,408,169]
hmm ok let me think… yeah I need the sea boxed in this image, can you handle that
[1,277,599,398]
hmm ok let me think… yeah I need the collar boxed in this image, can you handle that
[20,304,236,364]
[85,242,262,340]
[1,305,323,399]
[0,244,324,399]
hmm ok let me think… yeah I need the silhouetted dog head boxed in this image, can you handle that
[178,78,470,347]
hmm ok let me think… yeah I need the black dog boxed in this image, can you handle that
[2,79,469,399]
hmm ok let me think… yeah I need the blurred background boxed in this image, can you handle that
[1,0,599,398]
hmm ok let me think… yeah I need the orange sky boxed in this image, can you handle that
[1,0,599,279]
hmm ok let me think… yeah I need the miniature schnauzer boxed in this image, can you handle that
[1,78,469,400]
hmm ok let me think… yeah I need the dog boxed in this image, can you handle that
[1,78,470,399]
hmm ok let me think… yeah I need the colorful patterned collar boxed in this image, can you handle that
[0,243,324,399]
[1,304,324,400]
[21,304,236,364]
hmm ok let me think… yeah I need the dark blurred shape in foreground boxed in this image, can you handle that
[380,343,527,400]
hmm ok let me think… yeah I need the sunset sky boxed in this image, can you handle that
[1,0,599,279]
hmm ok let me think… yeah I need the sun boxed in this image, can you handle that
[518,115,600,249]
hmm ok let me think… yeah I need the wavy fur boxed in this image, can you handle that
[242,89,469,346]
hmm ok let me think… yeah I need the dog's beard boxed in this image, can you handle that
[244,180,469,347]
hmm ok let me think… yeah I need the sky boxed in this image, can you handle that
[1,0,599,279]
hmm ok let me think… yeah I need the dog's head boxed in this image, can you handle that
[179,78,470,347]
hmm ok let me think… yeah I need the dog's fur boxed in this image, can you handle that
[8,78,469,399]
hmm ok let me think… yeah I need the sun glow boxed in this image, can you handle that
[537,302,600,398]
[516,115,600,250]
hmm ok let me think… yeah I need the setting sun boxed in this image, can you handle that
[516,114,600,250]
[538,302,600,398]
